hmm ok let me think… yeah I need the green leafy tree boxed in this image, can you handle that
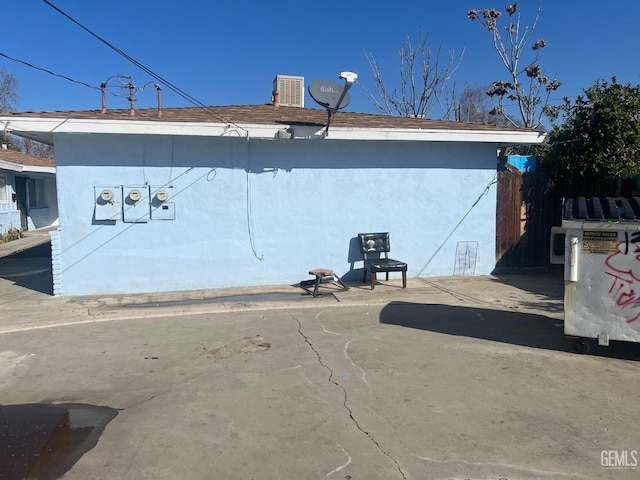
[544,77,640,186]
[467,2,561,128]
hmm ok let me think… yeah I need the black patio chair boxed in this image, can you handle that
[358,232,407,290]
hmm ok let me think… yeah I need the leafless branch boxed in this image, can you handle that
[363,31,464,118]
[0,67,19,113]
[468,1,558,128]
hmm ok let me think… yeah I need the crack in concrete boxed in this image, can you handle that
[122,390,173,410]
[287,311,408,480]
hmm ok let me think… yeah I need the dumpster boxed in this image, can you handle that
[553,197,640,353]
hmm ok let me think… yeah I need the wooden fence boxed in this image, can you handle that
[494,171,640,272]
[495,171,563,272]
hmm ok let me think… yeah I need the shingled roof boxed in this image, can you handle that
[0,104,548,147]
[3,104,536,132]
[0,148,55,168]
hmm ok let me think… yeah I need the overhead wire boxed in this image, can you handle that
[246,139,264,261]
[416,174,497,277]
[41,0,248,135]
[40,0,261,261]
[102,76,160,100]
[0,51,100,92]
[0,52,149,101]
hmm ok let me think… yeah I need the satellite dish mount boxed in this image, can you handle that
[308,71,358,135]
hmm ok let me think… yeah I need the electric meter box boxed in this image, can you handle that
[556,197,640,352]
[94,186,122,221]
[151,202,175,220]
[123,185,150,223]
[149,187,175,220]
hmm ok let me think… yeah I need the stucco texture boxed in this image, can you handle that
[53,133,498,295]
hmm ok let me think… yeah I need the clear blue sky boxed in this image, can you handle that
[3,0,639,118]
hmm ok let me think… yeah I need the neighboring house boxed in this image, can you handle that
[0,147,57,234]
[0,101,545,296]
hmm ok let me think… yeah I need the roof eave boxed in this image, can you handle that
[291,125,547,144]
[0,159,54,173]
[0,116,547,144]
[21,166,56,174]
[0,159,23,172]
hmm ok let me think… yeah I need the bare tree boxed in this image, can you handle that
[0,66,19,113]
[467,2,561,128]
[0,68,53,158]
[0,67,21,151]
[363,31,464,119]
[457,84,489,123]
[21,138,55,160]
[455,84,516,126]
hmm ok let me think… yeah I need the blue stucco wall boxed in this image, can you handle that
[0,171,58,233]
[0,171,18,234]
[52,133,498,296]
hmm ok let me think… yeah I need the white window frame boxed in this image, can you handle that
[0,175,7,203]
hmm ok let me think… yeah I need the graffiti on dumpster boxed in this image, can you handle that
[604,231,640,323]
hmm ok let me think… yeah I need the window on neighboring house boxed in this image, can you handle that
[28,178,45,208]
[0,175,7,203]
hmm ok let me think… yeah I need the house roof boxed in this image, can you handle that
[3,104,533,131]
[0,148,55,174]
[0,104,547,145]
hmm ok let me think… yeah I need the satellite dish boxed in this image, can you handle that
[308,72,358,135]
[308,80,351,110]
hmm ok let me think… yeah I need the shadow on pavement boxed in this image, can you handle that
[0,403,118,480]
[490,271,564,298]
[0,243,53,295]
[380,301,640,361]
[418,273,565,316]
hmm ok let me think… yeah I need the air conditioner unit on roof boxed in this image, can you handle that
[273,75,304,107]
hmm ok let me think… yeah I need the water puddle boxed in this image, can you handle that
[126,292,310,308]
[0,403,118,480]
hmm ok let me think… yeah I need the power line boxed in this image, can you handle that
[0,51,99,91]
[0,52,148,101]
[41,0,248,134]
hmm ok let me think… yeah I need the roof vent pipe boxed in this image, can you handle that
[155,84,163,118]
[127,83,136,116]
[100,82,107,114]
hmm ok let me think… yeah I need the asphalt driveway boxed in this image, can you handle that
[1,294,639,479]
